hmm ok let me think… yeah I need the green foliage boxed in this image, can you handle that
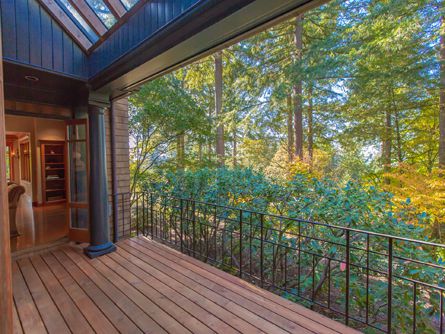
[147,167,444,333]
[128,1,445,330]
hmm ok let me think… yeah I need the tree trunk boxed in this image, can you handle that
[307,84,314,164]
[198,138,203,163]
[294,15,304,161]
[215,51,225,167]
[394,111,402,164]
[383,110,392,182]
[233,126,237,168]
[177,133,185,170]
[287,95,294,162]
[439,12,445,170]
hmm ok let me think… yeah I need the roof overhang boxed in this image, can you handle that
[91,0,324,98]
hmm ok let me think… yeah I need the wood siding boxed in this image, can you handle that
[89,0,200,77]
[105,98,130,240]
[0,0,88,80]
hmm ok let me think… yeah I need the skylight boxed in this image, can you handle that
[57,0,99,43]
[120,0,139,10]
[85,0,117,29]
[41,0,142,50]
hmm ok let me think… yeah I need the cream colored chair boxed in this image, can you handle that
[8,183,25,237]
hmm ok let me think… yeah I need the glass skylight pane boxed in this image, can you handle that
[120,0,139,10]
[57,0,99,43]
[85,0,117,29]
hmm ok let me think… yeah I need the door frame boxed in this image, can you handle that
[65,119,90,243]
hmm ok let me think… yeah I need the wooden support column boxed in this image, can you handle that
[0,23,13,333]
[84,94,116,258]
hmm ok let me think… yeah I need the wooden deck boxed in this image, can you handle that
[12,236,360,334]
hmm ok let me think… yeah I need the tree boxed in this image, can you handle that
[294,15,304,161]
[440,4,445,170]
[215,51,225,166]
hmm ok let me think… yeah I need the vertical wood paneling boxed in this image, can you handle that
[2,0,198,79]
[16,0,29,63]
[0,0,88,80]
[105,98,130,239]
[63,33,73,74]
[89,0,199,77]
[52,25,63,72]
[40,8,53,69]
[29,0,41,67]
[1,0,17,59]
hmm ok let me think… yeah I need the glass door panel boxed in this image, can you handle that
[66,119,89,242]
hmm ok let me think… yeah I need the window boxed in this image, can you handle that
[120,0,139,10]
[85,0,117,28]
[57,0,99,43]
[20,142,31,182]
[5,144,12,182]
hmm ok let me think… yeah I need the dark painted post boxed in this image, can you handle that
[84,95,116,258]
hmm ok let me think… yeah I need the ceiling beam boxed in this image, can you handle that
[103,0,126,18]
[68,0,108,36]
[38,0,92,50]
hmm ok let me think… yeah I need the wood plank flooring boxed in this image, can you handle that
[12,236,361,334]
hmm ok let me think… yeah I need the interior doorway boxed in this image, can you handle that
[5,115,68,253]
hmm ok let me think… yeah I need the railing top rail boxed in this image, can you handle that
[127,191,445,249]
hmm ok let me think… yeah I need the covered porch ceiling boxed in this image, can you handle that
[1,0,323,102]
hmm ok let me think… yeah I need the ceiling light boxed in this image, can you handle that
[24,75,39,82]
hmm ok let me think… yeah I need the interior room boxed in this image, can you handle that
[5,115,68,253]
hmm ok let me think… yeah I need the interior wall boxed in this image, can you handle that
[5,115,65,204]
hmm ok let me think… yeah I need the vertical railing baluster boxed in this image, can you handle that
[366,233,370,324]
[214,206,217,261]
[284,249,288,291]
[192,200,196,257]
[439,291,445,334]
[142,193,145,236]
[249,214,253,278]
[136,193,139,236]
[312,254,316,305]
[239,209,243,278]
[298,221,301,296]
[345,229,350,326]
[388,237,393,334]
[129,194,132,237]
[327,260,331,309]
[180,198,184,253]
[150,193,154,237]
[121,193,125,237]
[412,282,417,334]
[260,213,264,288]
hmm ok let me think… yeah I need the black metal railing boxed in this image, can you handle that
[114,192,445,333]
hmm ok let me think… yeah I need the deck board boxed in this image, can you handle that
[12,236,361,334]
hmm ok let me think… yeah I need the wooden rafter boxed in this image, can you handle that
[38,0,92,50]
[68,0,107,36]
[103,0,127,18]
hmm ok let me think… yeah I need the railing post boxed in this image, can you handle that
[260,214,264,288]
[345,229,350,326]
[136,193,139,236]
[150,193,154,237]
[112,193,119,243]
[142,193,145,236]
[192,200,196,257]
[239,209,243,278]
[180,198,184,253]
[388,237,393,334]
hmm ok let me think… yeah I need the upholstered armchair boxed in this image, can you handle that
[8,183,25,237]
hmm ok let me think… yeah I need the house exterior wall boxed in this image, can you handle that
[105,98,131,240]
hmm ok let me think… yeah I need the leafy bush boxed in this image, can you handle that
[144,167,444,333]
